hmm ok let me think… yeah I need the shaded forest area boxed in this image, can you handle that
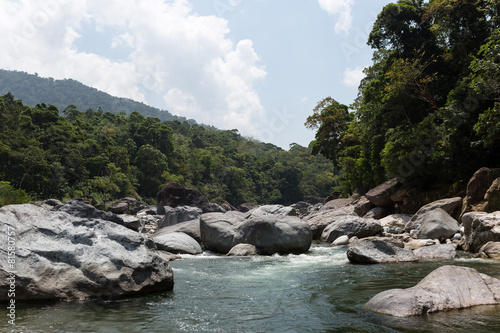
[0,92,337,206]
[307,0,500,194]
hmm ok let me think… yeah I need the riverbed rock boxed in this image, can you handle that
[365,178,402,207]
[200,213,312,255]
[320,216,382,243]
[405,197,462,232]
[462,211,500,252]
[413,244,456,260]
[319,198,355,212]
[234,216,312,255]
[379,214,412,229]
[461,167,500,217]
[157,206,203,229]
[227,243,258,256]
[415,208,460,240]
[332,235,350,246]
[153,219,201,244]
[0,204,174,301]
[353,196,373,217]
[404,238,440,250]
[245,205,297,219]
[156,182,209,214]
[479,241,500,259]
[346,238,417,264]
[364,265,500,316]
[237,202,257,213]
[485,178,500,212]
[153,232,202,255]
[364,207,387,219]
[302,207,356,239]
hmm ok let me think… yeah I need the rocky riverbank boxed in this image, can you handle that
[1,167,500,315]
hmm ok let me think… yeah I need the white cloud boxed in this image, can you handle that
[318,0,354,33]
[0,0,267,137]
[342,66,365,88]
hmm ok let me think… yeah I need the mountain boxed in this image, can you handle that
[0,69,196,124]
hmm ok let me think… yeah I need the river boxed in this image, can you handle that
[3,245,500,332]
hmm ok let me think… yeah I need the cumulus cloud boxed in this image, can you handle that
[342,66,365,88]
[0,0,267,136]
[318,0,354,33]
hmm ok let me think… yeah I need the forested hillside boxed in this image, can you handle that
[0,93,337,206]
[0,69,194,124]
[307,0,500,193]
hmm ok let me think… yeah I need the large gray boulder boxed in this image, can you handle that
[0,204,174,301]
[234,216,312,255]
[319,198,355,212]
[245,205,297,219]
[157,206,202,229]
[200,213,312,255]
[320,216,382,243]
[153,219,201,244]
[462,211,500,252]
[346,238,417,264]
[365,178,401,207]
[364,265,500,316]
[153,232,202,255]
[415,208,460,240]
[405,197,462,232]
[303,207,356,239]
[200,213,245,253]
[353,196,373,217]
[413,244,456,260]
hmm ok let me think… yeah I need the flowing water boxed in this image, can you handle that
[3,245,500,332]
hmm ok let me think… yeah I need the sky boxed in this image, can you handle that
[0,0,394,149]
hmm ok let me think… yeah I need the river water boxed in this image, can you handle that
[3,245,500,332]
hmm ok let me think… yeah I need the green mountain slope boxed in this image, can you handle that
[0,69,194,124]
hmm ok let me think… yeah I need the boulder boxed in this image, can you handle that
[390,188,408,202]
[353,196,373,217]
[200,213,312,255]
[44,198,63,207]
[463,211,500,252]
[415,208,460,240]
[120,215,143,232]
[153,232,202,255]
[405,197,463,232]
[200,213,245,253]
[233,216,312,255]
[0,204,173,301]
[53,200,141,232]
[332,235,350,246]
[153,219,201,244]
[302,206,356,239]
[404,238,440,250]
[237,202,257,213]
[365,178,401,207]
[291,201,312,218]
[157,206,203,229]
[110,202,129,214]
[156,182,209,214]
[227,243,258,256]
[485,178,500,212]
[364,265,500,316]
[461,168,500,216]
[320,216,382,243]
[245,205,297,219]
[346,238,417,264]
[379,214,411,229]
[364,207,387,219]
[413,244,456,260]
[479,241,500,259]
[319,198,354,212]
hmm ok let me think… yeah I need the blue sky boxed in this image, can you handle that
[0,0,394,149]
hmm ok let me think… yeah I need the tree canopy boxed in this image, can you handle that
[308,0,500,193]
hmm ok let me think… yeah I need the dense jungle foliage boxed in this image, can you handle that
[0,92,337,206]
[307,0,500,193]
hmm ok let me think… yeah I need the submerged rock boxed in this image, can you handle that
[346,238,417,264]
[364,265,500,316]
[0,204,174,301]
